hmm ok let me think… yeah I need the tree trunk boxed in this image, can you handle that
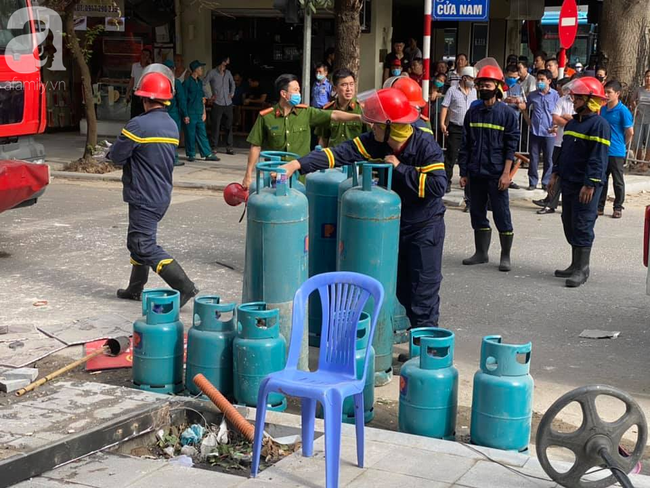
[334,0,363,75]
[63,1,97,160]
[599,0,650,94]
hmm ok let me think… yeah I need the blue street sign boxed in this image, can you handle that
[432,0,490,21]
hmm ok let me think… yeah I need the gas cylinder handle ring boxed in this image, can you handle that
[536,385,648,488]
[361,163,393,191]
[255,161,289,195]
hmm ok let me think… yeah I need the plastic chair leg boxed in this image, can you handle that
[251,384,271,477]
[301,397,317,457]
[323,396,343,488]
[353,393,365,467]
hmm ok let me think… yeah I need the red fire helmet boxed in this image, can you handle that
[135,72,173,101]
[357,88,419,125]
[565,77,607,100]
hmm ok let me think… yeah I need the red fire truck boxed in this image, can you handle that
[645,206,650,295]
[0,0,49,212]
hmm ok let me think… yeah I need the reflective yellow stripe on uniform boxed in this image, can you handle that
[130,258,142,266]
[416,162,445,173]
[418,173,426,198]
[323,148,335,169]
[418,127,433,134]
[564,130,611,146]
[353,137,372,159]
[469,122,505,131]
[122,129,180,146]
[156,258,174,274]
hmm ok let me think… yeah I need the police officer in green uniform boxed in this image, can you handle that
[242,73,363,188]
[163,59,188,166]
[183,60,219,162]
[315,68,366,148]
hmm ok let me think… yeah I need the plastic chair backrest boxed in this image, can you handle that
[286,272,384,379]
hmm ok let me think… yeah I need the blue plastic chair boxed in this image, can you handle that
[250,271,384,488]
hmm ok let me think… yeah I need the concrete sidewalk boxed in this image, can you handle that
[5,380,649,488]
[38,132,650,203]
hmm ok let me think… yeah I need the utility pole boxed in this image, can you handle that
[302,5,312,106]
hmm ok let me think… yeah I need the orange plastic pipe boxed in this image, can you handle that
[193,374,255,442]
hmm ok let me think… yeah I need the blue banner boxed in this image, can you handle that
[432,0,490,21]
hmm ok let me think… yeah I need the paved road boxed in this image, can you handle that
[1,180,648,400]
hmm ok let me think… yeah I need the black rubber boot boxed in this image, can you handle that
[117,265,149,301]
[158,260,199,307]
[498,233,513,272]
[462,229,491,265]
[566,247,591,288]
[554,246,577,278]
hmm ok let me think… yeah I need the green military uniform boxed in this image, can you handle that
[314,98,365,147]
[183,76,212,159]
[246,104,332,157]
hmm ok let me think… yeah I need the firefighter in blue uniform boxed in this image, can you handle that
[548,77,610,288]
[280,88,447,330]
[458,60,520,272]
[109,64,199,307]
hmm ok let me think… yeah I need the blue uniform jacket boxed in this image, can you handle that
[109,108,179,206]
[183,76,205,116]
[458,101,520,178]
[553,113,611,187]
[168,78,188,121]
[298,128,447,225]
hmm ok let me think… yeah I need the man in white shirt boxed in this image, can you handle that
[126,48,152,118]
[533,77,575,214]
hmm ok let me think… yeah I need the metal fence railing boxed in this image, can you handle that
[628,101,650,167]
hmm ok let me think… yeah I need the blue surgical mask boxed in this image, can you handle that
[289,93,302,106]
[537,81,547,91]
[505,77,517,88]
[391,69,401,76]
[316,73,326,81]
[434,80,444,88]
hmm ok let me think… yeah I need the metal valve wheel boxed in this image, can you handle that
[536,385,648,488]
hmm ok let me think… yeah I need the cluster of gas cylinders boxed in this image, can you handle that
[131,152,534,450]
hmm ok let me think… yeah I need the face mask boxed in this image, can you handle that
[288,93,301,106]
[464,80,475,89]
[537,81,547,90]
[434,80,444,88]
[505,77,517,88]
[479,88,497,101]
[596,76,605,82]
[391,69,402,76]
[316,73,326,81]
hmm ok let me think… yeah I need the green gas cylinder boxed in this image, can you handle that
[185,296,237,397]
[133,289,184,394]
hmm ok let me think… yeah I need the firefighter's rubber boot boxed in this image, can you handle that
[498,233,513,272]
[566,247,591,288]
[554,246,577,277]
[462,229,491,265]
[117,265,150,301]
[158,260,199,307]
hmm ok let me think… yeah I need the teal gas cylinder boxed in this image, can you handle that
[233,302,287,411]
[399,328,458,440]
[336,163,361,228]
[306,167,347,347]
[185,296,237,397]
[241,161,309,370]
[133,289,184,394]
[342,312,376,424]
[393,301,410,344]
[259,151,306,194]
[470,335,534,452]
[338,163,400,386]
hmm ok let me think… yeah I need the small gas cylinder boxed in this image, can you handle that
[342,312,376,424]
[399,327,458,439]
[185,296,237,397]
[133,289,184,394]
[470,335,534,452]
[233,302,287,411]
